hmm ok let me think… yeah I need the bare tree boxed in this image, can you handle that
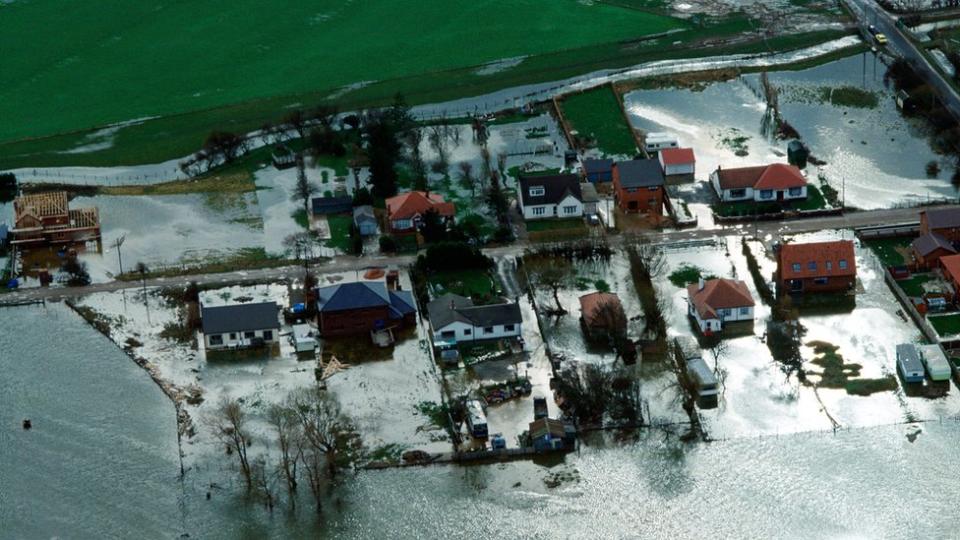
[428,124,449,177]
[523,255,574,314]
[292,154,319,217]
[479,147,493,192]
[457,161,476,196]
[250,456,278,512]
[496,152,508,181]
[291,386,345,514]
[267,402,303,497]
[208,397,253,490]
[283,232,316,264]
[283,110,309,141]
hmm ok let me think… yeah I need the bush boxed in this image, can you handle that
[417,242,492,273]
[352,187,374,207]
[492,225,514,244]
[379,235,398,253]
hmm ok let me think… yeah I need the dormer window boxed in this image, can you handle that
[529,187,545,197]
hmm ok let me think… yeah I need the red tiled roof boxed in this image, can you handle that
[940,253,960,282]
[578,291,623,327]
[778,240,856,280]
[386,191,455,221]
[686,278,754,320]
[659,147,695,166]
[715,163,805,190]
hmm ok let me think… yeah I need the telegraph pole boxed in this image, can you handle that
[113,235,125,275]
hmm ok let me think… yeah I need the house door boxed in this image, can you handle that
[777,191,784,201]
[789,279,803,292]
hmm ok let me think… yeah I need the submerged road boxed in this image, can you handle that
[0,204,943,307]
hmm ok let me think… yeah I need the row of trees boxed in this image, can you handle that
[208,386,355,514]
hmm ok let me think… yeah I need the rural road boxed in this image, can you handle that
[844,0,960,122]
[0,204,941,306]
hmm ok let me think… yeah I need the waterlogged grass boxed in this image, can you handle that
[929,313,960,337]
[713,185,829,217]
[324,214,354,252]
[560,86,637,156]
[898,274,935,297]
[99,172,256,196]
[116,247,298,281]
[292,208,309,230]
[429,269,498,300]
[819,86,879,109]
[864,237,912,267]
[525,218,587,232]
[806,341,898,396]
[668,264,716,287]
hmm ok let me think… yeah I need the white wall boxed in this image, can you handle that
[205,328,279,350]
[433,321,522,343]
[522,194,583,220]
[688,302,753,332]
[663,163,695,176]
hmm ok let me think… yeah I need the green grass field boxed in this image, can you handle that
[0,1,683,162]
[561,86,638,156]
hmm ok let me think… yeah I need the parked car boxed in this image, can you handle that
[533,396,548,420]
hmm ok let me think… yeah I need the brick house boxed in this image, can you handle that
[911,232,956,270]
[385,191,455,234]
[777,240,856,294]
[919,207,960,243]
[315,280,417,337]
[612,159,664,215]
[939,254,960,298]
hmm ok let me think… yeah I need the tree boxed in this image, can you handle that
[592,296,628,352]
[486,170,510,225]
[292,154,319,216]
[267,402,303,497]
[61,257,91,286]
[250,456,278,512]
[428,125,450,178]
[404,129,428,191]
[282,110,309,141]
[208,397,253,490]
[291,386,346,514]
[0,172,16,203]
[203,130,248,165]
[283,232,316,264]
[456,161,476,196]
[419,208,448,244]
[365,111,403,198]
[524,255,574,314]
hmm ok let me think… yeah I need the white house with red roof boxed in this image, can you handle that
[686,278,755,333]
[710,163,807,203]
[385,191,456,234]
[658,147,695,178]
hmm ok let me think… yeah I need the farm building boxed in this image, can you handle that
[518,174,583,221]
[385,191,455,234]
[612,159,664,215]
[353,205,378,236]
[427,293,522,345]
[920,207,960,243]
[658,147,695,179]
[10,191,101,247]
[200,301,281,352]
[582,158,614,183]
[777,240,856,294]
[315,280,417,337]
[686,278,755,334]
[911,232,956,270]
[710,163,807,203]
[311,196,353,216]
[578,291,626,340]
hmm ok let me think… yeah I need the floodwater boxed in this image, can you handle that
[625,52,952,210]
[5,303,960,538]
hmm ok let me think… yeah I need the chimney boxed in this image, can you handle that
[698,277,705,291]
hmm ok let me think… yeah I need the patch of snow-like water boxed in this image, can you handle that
[476,56,527,76]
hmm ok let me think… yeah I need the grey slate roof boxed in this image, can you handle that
[427,292,521,328]
[311,196,353,215]
[580,183,599,204]
[201,302,280,335]
[316,281,417,318]
[583,158,613,175]
[519,174,582,207]
[615,159,665,188]
[924,207,960,231]
[912,232,956,257]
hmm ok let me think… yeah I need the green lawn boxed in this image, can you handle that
[429,269,498,300]
[0,1,683,159]
[560,86,638,156]
[525,218,587,232]
[864,237,913,267]
[929,313,960,337]
[324,214,354,252]
[0,0,851,170]
[714,185,830,217]
[898,274,934,297]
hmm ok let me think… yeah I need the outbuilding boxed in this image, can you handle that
[353,205,379,236]
[582,158,614,183]
[658,147,696,180]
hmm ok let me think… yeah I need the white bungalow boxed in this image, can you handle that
[200,301,281,351]
[686,278,755,334]
[710,163,807,203]
[427,293,523,345]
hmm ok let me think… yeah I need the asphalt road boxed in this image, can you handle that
[845,0,960,121]
[0,204,940,306]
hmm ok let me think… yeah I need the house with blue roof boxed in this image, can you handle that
[315,280,417,337]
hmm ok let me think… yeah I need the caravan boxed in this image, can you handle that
[465,399,489,439]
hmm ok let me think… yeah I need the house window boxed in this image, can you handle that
[627,187,638,193]
[792,263,801,273]
[721,308,731,318]
[788,187,803,196]
[826,261,832,271]
[463,328,472,335]
[529,187,545,197]
[814,277,829,285]
[563,205,577,214]
[759,190,773,199]
[730,188,747,198]
[839,259,848,270]
[229,332,237,340]
[807,261,817,271]
[648,186,659,192]
[209,335,223,346]
[244,331,256,339]
[532,207,545,216]
[647,199,656,206]
[263,330,273,341]
[441,330,455,339]
[739,307,750,315]
[484,326,494,334]
[504,324,515,332]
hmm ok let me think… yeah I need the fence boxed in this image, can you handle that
[855,222,921,239]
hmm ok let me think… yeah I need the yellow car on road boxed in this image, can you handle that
[875,33,888,45]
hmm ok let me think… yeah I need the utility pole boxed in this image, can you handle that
[113,235,126,276]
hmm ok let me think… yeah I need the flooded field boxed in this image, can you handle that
[624,52,952,211]
[5,305,960,538]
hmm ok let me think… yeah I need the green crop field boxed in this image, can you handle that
[560,86,638,156]
[0,0,684,164]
